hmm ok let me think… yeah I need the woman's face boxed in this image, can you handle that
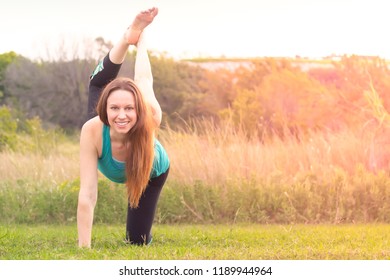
[106,89,138,134]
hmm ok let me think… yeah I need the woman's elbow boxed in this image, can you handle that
[77,200,94,214]
[78,190,97,209]
[151,105,162,127]
[155,111,162,127]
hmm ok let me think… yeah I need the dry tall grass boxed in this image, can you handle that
[0,142,79,185]
[159,121,389,186]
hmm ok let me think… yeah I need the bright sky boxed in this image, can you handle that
[1,0,390,60]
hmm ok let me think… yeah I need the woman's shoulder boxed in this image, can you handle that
[81,116,104,137]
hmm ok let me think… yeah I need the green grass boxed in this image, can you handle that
[1,224,390,260]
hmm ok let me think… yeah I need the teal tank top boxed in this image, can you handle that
[98,125,170,183]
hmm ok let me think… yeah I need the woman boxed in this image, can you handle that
[77,7,169,247]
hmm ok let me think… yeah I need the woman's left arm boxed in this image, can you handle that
[134,33,162,126]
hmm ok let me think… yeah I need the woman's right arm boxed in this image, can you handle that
[77,120,99,248]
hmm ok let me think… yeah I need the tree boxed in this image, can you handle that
[197,68,236,119]
[309,55,390,129]
[0,52,19,104]
[4,56,94,129]
[258,68,334,136]
[149,54,204,126]
[220,88,263,135]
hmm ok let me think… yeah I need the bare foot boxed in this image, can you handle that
[125,7,158,45]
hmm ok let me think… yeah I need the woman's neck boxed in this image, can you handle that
[110,130,127,146]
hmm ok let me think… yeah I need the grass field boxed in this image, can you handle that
[1,224,390,260]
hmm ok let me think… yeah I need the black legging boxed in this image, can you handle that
[88,54,121,120]
[88,54,169,245]
[126,168,169,245]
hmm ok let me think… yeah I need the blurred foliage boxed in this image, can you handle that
[0,106,67,153]
[0,106,18,150]
[1,169,390,224]
[1,49,390,134]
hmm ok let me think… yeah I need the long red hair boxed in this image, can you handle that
[96,77,155,208]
